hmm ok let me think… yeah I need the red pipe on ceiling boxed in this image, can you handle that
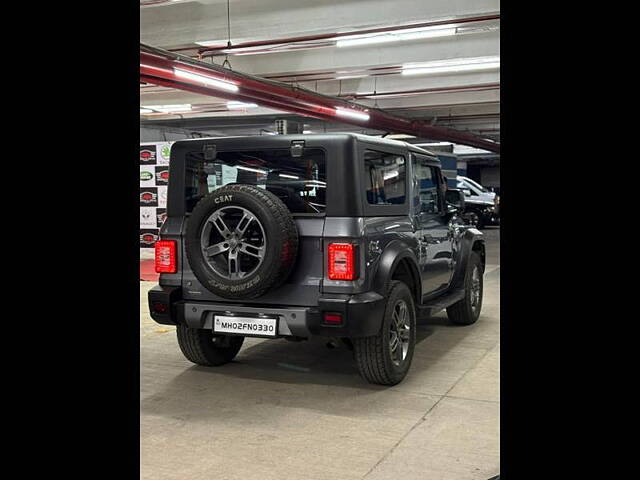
[140,44,500,153]
[182,14,500,57]
[140,74,344,120]
[351,83,501,99]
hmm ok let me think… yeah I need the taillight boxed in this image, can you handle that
[151,302,169,313]
[155,240,177,273]
[323,312,343,325]
[328,243,356,280]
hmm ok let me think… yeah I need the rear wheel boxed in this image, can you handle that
[176,325,244,366]
[353,281,416,385]
[446,251,483,325]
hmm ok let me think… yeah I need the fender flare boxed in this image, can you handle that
[450,228,485,289]
[371,240,422,302]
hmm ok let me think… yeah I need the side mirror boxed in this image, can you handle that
[462,188,472,196]
[445,189,465,212]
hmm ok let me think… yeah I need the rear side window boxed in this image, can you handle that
[364,150,406,205]
[413,156,441,214]
[184,148,326,214]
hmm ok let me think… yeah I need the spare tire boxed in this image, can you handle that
[185,184,298,299]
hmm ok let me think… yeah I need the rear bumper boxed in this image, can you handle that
[148,286,385,338]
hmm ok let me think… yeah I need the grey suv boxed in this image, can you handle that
[148,134,485,385]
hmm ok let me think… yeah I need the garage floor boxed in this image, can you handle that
[140,228,500,480]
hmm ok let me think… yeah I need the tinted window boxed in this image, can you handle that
[413,156,440,214]
[364,150,406,205]
[185,148,326,214]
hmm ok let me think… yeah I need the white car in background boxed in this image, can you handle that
[457,176,497,203]
[457,175,500,229]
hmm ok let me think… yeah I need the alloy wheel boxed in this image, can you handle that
[200,206,267,280]
[390,299,411,366]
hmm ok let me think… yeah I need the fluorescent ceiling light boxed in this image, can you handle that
[174,68,239,92]
[386,134,416,140]
[140,108,154,114]
[142,104,192,113]
[195,24,458,54]
[335,107,370,122]
[279,173,299,179]
[337,26,456,48]
[335,74,367,80]
[419,142,453,146]
[236,166,267,174]
[453,145,491,155]
[227,101,258,109]
[402,56,500,76]
[303,130,312,134]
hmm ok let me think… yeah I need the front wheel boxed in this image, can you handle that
[353,281,416,386]
[176,325,244,366]
[464,210,484,229]
[446,251,483,325]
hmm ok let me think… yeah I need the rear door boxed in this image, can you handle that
[179,146,327,306]
[411,154,454,296]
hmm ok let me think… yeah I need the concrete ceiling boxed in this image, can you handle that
[140,0,500,145]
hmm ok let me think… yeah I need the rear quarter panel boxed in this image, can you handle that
[321,216,417,296]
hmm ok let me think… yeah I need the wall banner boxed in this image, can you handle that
[140,142,173,249]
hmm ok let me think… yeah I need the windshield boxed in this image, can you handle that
[460,176,489,193]
[184,148,326,214]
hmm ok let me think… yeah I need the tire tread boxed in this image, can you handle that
[176,325,243,366]
[446,251,482,325]
[353,281,414,385]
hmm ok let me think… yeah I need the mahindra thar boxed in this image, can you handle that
[148,134,485,385]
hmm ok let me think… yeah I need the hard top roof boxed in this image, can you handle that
[173,133,438,158]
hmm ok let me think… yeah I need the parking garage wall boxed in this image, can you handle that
[480,167,500,188]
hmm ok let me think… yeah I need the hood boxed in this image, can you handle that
[464,198,495,207]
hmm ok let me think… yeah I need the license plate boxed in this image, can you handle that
[213,315,278,338]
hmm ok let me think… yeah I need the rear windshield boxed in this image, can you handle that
[184,148,326,214]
